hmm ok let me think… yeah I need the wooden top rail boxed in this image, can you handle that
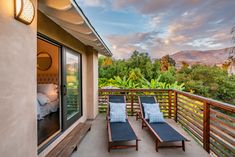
[99,88,171,92]
[174,89,235,112]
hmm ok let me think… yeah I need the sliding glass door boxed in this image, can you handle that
[62,47,82,129]
[37,35,83,152]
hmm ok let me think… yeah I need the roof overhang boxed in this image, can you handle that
[38,0,112,56]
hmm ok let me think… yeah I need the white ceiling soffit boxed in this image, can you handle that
[38,0,112,56]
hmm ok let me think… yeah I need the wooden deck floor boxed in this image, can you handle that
[71,114,209,157]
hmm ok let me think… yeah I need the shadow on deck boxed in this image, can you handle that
[71,114,209,157]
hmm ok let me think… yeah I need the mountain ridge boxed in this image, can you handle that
[170,47,233,67]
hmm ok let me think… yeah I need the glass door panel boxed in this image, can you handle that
[62,47,82,129]
[37,37,61,151]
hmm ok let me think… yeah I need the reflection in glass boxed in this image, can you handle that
[66,52,80,120]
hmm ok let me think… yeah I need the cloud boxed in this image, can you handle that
[79,0,235,58]
[76,0,108,7]
[148,14,164,30]
[106,31,158,58]
[186,38,222,48]
[112,0,202,15]
[100,21,139,29]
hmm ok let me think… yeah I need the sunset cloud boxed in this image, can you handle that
[79,0,235,58]
[76,0,108,7]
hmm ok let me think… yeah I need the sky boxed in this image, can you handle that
[76,0,235,59]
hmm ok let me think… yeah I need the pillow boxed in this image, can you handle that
[109,103,126,122]
[149,112,165,123]
[110,112,126,122]
[37,100,42,120]
[37,93,50,106]
[109,102,126,113]
[47,91,58,102]
[37,84,57,96]
[142,103,160,119]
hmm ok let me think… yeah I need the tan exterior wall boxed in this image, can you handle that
[0,0,37,157]
[0,2,100,157]
[86,47,99,119]
[37,11,98,156]
[93,51,99,118]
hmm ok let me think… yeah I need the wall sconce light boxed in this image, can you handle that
[14,0,35,25]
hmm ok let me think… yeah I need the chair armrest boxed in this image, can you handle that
[106,115,110,121]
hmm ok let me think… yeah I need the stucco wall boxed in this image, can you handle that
[0,2,100,157]
[0,0,37,157]
[93,52,99,118]
[87,48,99,119]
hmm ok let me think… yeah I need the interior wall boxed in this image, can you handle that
[37,38,59,76]
[0,0,37,157]
[37,10,89,157]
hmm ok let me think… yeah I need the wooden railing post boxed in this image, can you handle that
[168,90,172,118]
[131,93,134,116]
[203,102,210,153]
[174,91,178,122]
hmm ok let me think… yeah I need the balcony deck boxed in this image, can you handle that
[71,114,209,157]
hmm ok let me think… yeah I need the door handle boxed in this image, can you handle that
[63,85,67,96]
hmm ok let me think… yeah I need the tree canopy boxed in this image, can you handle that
[99,51,235,105]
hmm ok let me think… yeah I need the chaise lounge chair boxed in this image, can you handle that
[137,96,189,152]
[107,95,139,152]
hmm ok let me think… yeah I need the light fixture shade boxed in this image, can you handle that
[14,0,35,25]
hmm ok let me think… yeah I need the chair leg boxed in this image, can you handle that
[136,140,138,151]
[108,142,111,152]
[182,140,185,151]
[74,146,78,151]
[156,140,159,152]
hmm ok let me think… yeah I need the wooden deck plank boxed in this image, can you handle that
[46,122,91,157]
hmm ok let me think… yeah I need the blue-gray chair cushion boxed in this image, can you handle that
[110,121,137,142]
[149,122,186,142]
[109,95,125,103]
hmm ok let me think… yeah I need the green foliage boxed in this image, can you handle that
[99,51,235,105]
[142,75,185,90]
[99,66,185,90]
[159,67,176,84]
[176,65,235,104]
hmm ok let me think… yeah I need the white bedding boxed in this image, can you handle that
[37,99,59,120]
[37,84,59,120]
[37,93,50,106]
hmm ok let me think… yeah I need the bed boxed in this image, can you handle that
[37,83,59,120]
